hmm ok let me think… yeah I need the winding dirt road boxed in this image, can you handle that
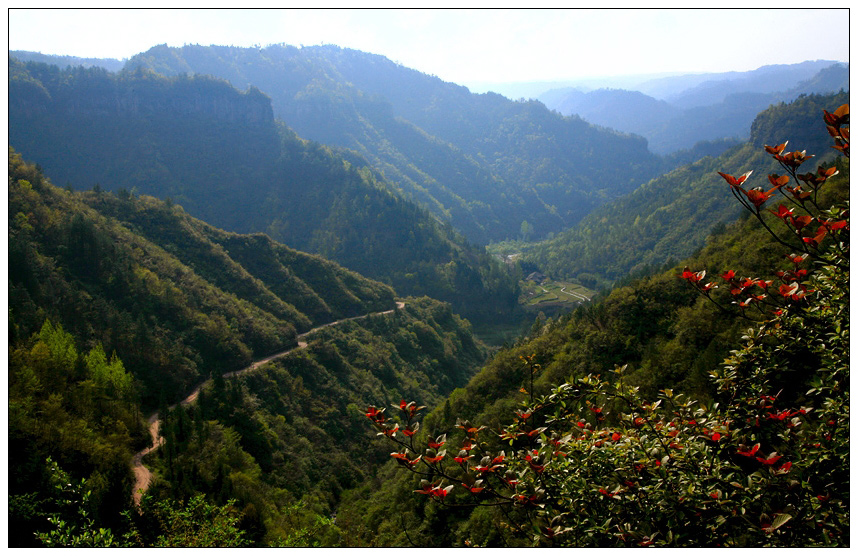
[131,301,405,506]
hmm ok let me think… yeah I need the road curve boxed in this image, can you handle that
[131,301,405,506]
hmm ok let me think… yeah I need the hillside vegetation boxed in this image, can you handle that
[8,151,490,546]
[9,149,395,408]
[8,58,520,324]
[522,92,848,289]
[339,141,849,546]
[123,43,666,243]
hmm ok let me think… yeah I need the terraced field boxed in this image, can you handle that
[519,279,595,314]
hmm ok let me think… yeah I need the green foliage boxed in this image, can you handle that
[35,458,118,547]
[129,494,249,547]
[121,43,666,244]
[8,149,402,406]
[8,58,522,325]
[523,92,848,290]
[8,320,142,546]
[86,344,133,401]
[354,105,849,547]
[270,502,341,547]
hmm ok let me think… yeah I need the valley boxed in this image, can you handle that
[519,276,594,314]
[7,39,849,548]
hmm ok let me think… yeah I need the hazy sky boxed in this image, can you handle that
[7,8,850,89]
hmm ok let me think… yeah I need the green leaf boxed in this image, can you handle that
[771,513,792,531]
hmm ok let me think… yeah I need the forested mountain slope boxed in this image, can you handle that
[137,296,487,546]
[522,92,848,289]
[8,58,520,324]
[9,149,394,408]
[338,151,849,546]
[10,49,127,71]
[9,150,490,546]
[122,43,666,242]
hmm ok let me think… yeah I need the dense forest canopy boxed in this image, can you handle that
[8,57,521,326]
[6,40,849,548]
[519,92,849,290]
[8,151,489,546]
[121,44,666,243]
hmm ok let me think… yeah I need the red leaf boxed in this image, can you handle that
[767,173,790,187]
[770,204,794,220]
[737,443,761,458]
[744,186,779,208]
[765,142,789,155]
[779,283,800,298]
[756,454,782,466]
[428,434,447,449]
[718,170,753,187]
[423,450,446,464]
[791,214,813,230]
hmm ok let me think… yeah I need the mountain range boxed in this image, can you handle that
[539,60,847,153]
[7,42,850,548]
[8,57,520,325]
[521,91,849,289]
[116,44,667,243]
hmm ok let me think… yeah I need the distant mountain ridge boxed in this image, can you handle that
[635,59,842,101]
[522,91,849,289]
[10,49,127,72]
[540,60,847,153]
[17,46,837,243]
[121,43,666,243]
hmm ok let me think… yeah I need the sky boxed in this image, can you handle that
[7,7,851,91]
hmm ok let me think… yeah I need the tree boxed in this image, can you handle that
[366,105,849,547]
[35,458,118,548]
[520,220,534,242]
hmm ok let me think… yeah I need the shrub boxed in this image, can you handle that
[366,105,849,547]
